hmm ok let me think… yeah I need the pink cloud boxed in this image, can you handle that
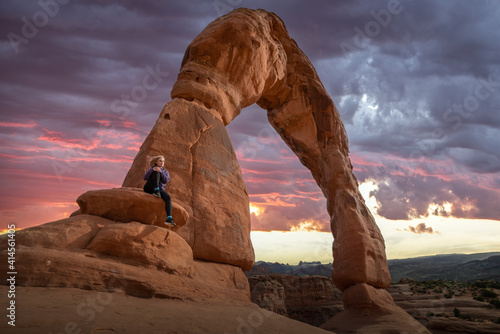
[0,121,37,128]
[38,130,98,151]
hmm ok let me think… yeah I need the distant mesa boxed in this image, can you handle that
[0,8,430,333]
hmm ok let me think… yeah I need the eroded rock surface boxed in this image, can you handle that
[249,274,344,327]
[250,275,500,333]
[123,99,254,271]
[87,222,194,276]
[122,7,406,330]
[0,215,249,303]
[321,283,431,333]
[249,276,288,317]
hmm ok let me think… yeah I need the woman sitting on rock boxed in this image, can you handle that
[143,155,175,226]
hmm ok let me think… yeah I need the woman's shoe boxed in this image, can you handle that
[165,216,176,227]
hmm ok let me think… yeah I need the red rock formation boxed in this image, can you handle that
[86,221,193,276]
[250,275,500,333]
[1,214,338,333]
[123,7,426,332]
[0,215,249,303]
[321,283,434,333]
[249,275,288,317]
[125,7,390,289]
[122,98,255,271]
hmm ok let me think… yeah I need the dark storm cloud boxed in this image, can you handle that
[300,0,500,221]
[0,0,499,228]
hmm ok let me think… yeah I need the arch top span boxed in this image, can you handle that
[172,8,288,125]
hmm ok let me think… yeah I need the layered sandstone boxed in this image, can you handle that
[0,215,249,303]
[249,276,288,317]
[249,275,500,333]
[321,283,429,333]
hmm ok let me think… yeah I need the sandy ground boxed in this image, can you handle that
[0,286,332,334]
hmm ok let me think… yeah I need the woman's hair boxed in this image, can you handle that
[149,155,165,167]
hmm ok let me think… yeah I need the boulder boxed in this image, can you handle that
[1,214,114,250]
[76,187,188,229]
[87,222,194,276]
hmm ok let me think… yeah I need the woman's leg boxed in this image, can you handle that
[159,190,172,217]
[143,171,161,194]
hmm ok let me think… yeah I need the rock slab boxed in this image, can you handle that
[0,286,333,334]
[76,187,188,229]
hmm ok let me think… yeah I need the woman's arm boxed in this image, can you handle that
[143,167,153,181]
[160,169,170,184]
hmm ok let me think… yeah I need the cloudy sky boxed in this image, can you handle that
[1,0,499,263]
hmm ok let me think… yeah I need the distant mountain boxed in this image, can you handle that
[388,252,500,282]
[245,261,333,278]
[246,252,500,282]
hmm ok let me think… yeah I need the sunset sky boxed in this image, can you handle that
[1,0,499,264]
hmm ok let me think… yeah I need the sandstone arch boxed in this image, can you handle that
[123,8,391,291]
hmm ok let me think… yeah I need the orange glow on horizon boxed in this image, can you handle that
[0,228,22,234]
[249,203,263,216]
[289,220,324,232]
